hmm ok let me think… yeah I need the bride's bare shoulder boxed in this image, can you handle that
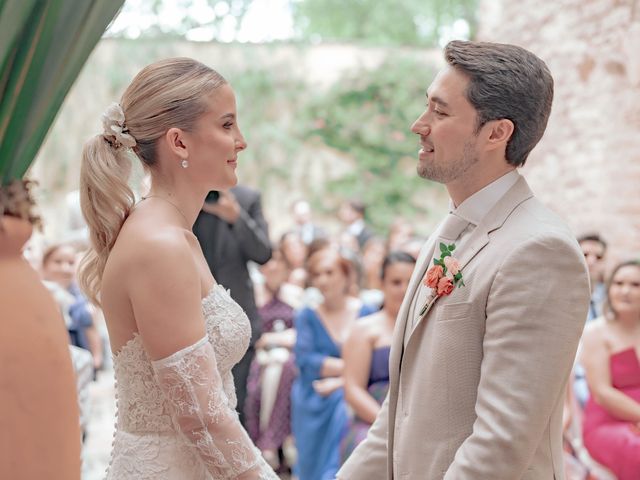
[110,218,196,280]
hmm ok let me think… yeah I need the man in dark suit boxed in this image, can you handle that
[291,199,326,245]
[193,184,272,425]
[338,199,374,250]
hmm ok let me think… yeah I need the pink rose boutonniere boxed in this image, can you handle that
[420,242,465,315]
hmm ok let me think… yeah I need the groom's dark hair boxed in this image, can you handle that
[444,40,554,167]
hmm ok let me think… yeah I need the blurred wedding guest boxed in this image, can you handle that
[280,230,308,288]
[22,230,45,270]
[398,234,427,261]
[580,259,640,480]
[68,344,94,441]
[65,189,89,245]
[579,233,607,323]
[193,184,272,425]
[360,237,388,308]
[291,247,376,480]
[387,218,414,251]
[291,199,326,245]
[341,251,416,462]
[561,376,589,480]
[341,243,365,300]
[338,200,373,250]
[574,233,609,407]
[21,235,93,443]
[245,249,297,474]
[42,243,102,370]
[338,231,361,257]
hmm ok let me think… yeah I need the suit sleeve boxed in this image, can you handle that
[337,392,390,479]
[231,191,272,265]
[444,234,590,479]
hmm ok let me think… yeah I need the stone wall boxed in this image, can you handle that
[478,0,640,263]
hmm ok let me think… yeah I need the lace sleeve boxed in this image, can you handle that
[151,336,278,479]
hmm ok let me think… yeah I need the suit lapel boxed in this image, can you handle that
[406,176,535,342]
[387,225,442,453]
[389,224,442,378]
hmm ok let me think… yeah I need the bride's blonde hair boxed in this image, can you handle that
[78,58,226,305]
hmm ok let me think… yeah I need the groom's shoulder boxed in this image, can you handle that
[506,195,576,243]
[486,195,582,267]
[489,198,589,298]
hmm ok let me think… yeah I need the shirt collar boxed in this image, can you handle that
[450,170,521,226]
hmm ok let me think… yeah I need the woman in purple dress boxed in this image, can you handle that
[245,248,298,473]
[581,259,640,480]
[341,251,416,462]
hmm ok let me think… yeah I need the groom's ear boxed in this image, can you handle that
[483,118,514,152]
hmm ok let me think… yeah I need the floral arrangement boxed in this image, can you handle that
[419,242,464,315]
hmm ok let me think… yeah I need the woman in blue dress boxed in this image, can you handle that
[291,247,376,480]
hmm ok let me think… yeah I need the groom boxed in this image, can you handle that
[338,41,590,479]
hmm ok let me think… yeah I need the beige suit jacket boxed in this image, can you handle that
[338,177,590,479]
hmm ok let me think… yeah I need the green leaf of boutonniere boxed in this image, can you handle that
[439,242,448,254]
[448,244,456,252]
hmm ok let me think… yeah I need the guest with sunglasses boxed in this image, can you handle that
[573,234,609,408]
[579,233,607,323]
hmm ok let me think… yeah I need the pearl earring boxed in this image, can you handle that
[181,159,189,169]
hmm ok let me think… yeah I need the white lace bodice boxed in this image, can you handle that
[111,285,248,434]
[106,285,276,479]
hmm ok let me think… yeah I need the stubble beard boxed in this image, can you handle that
[417,140,479,184]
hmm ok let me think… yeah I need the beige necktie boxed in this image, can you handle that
[410,213,470,327]
[438,212,470,244]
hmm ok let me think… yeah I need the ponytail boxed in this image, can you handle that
[77,135,134,305]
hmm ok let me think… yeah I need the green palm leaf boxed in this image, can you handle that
[0,0,124,184]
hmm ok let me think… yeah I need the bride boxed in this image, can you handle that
[78,58,277,479]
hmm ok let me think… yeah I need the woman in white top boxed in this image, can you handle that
[79,57,277,480]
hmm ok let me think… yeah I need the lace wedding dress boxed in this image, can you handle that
[105,284,278,479]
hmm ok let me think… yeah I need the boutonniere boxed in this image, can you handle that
[420,243,465,315]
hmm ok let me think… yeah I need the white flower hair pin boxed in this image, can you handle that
[101,103,136,149]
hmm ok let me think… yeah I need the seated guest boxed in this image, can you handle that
[291,199,326,246]
[337,200,373,251]
[359,237,387,308]
[387,218,414,251]
[573,233,609,408]
[580,259,640,480]
[41,243,102,370]
[280,230,308,288]
[341,251,416,462]
[398,234,427,261]
[578,233,608,323]
[291,247,376,480]
[245,248,297,473]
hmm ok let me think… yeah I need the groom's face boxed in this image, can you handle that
[411,66,482,184]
